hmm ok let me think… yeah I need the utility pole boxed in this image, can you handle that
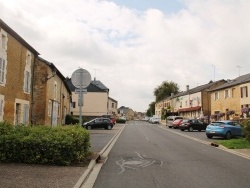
[237,66,242,76]
[212,64,216,81]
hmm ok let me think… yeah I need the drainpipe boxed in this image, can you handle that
[30,54,38,125]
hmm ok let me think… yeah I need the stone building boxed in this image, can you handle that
[32,57,71,126]
[0,19,39,125]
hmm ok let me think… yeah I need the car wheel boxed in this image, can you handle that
[188,127,193,132]
[225,131,232,139]
[87,125,91,130]
[169,126,172,128]
[107,125,112,130]
[173,127,177,129]
[207,135,213,138]
[180,129,184,131]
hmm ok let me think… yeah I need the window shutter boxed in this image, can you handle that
[247,86,248,97]
[241,87,243,98]
[0,99,3,116]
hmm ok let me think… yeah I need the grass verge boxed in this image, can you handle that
[217,138,250,149]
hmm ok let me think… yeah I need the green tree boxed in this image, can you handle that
[154,81,180,102]
[146,101,155,117]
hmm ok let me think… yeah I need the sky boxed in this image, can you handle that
[0,0,250,112]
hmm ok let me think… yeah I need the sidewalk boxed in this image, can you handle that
[0,163,88,188]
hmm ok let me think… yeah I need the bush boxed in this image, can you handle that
[242,120,250,141]
[0,122,90,166]
[65,115,79,125]
[116,119,126,123]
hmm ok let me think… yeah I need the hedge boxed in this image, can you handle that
[0,122,90,166]
[242,120,250,141]
[116,119,126,123]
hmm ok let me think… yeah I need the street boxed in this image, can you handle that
[93,121,250,188]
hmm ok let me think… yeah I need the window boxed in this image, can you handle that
[23,51,31,93]
[24,71,30,92]
[53,82,57,100]
[112,103,114,108]
[224,89,230,98]
[232,88,235,98]
[0,96,4,121]
[214,92,220,100]
[0,57,5,84]
[241,86,248,98]
[72,102,76,108]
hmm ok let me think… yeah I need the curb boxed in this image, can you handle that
[74,124,126,188]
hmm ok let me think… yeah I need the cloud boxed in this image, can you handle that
[1,0,250,112]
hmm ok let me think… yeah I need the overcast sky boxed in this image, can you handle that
[0,0,249,112]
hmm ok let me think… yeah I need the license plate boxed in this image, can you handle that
[210,131,215,133]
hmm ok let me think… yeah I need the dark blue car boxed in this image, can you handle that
[205,120,243,139]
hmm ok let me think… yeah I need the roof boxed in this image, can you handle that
[91,78,109,92]
[211,73,250,91]
[37,57,71,94]
[0,19,39,55]
[173,79,226,98]
[108,97,118,103]
[66,78,108,93]
[178,106,201,112]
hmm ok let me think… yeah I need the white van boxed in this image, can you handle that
[166,116,183,128]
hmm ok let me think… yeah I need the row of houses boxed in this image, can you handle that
[0,19,118,126]
[155,73,250,122]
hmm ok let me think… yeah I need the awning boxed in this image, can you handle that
[178,106,201,112]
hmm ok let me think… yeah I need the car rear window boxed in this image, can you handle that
[210,122,224,126]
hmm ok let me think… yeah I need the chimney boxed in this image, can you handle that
[186,85,189,91]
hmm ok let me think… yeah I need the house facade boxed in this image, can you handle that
[210,73,250,121]
[67,78,117,118]
[175,80,226,119]
[108,97,118,115]
[118,106,134,120]
[0,19,39,125]
[32,57,71,126]
[155,80,226,121]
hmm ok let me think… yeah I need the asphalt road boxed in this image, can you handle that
[93,121,250,188]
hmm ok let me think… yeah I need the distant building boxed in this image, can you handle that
[118,106,134,120]
[66,78,117,117]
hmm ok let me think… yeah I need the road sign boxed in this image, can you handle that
[75,88,87,94]
[71,68,91,88]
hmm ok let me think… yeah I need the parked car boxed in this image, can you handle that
[172,119,184,129]
[179,119,208,131]
[82,117,113,130]
[166,116,184,128]
[150,117,160,124]
[205,120,243,139]
[142,117,149,121]
[101,115,116,125]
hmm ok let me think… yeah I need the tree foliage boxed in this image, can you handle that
[154,81,180,102]
[146,101,155,117]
